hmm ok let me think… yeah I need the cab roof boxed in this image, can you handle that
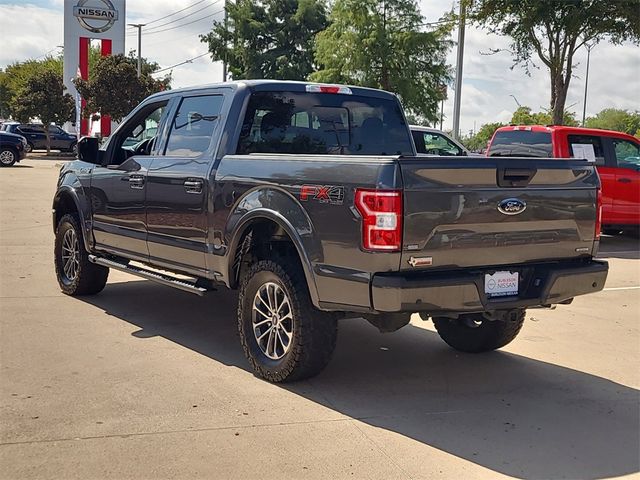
[148,79,398,101]
[496,124,637,140]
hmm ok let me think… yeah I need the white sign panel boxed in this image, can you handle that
[63,0,126,110]
[571,143,597,162]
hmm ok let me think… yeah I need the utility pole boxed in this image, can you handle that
[222,0,228,82]
[582,43,594,126]
[128,24,145,77]
[451,1,466,140]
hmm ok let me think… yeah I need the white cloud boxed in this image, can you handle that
[1,0,638,134]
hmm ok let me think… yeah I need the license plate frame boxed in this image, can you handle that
[484,271,519,298]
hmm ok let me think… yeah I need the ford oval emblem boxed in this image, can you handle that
[497,198,527,215]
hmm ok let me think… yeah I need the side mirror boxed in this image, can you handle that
[77,136,100,164]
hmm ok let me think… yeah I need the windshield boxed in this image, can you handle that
[237,91,413,156]
[489,130,552,157]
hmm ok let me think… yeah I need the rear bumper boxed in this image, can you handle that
[371,260,608,313]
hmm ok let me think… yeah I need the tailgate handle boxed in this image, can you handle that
[498,168,537,187]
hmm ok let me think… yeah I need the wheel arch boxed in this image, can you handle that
[52,187,92,251]
[225,188,322,308]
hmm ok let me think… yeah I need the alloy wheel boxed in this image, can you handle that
[60,228,80,284]
[252,282,294,360]
[0,150,15,165]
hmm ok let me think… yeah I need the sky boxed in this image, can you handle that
[0,0,639,134]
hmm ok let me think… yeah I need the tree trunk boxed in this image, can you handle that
[550,70,569,125]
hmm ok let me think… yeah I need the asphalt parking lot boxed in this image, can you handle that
[1,158,639,480]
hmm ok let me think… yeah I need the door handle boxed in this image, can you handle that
[184,179,203,194]
[617,177,632,183]
[128,174,145,189]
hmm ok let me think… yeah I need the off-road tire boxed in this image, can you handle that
[54,214,108,295]
[433,310,526,353]
[238,259,337,383]
[0,147,17,167]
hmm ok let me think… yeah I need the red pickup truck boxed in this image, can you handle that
[487,125,640,235]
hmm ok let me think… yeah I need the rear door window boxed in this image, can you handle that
[488,130,552,157]
[568,134,605,165]
[236,91,412,156]
[612,138,640,170]
[164,95,224,157]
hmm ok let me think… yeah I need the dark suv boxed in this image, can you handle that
[0,131,27,166]
[1,123,77,153]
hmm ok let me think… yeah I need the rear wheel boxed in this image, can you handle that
[24,143,33,153]
[238,259,337,383]
[433,310,525,353]
[54,214,108,295]
[0,147,17,167]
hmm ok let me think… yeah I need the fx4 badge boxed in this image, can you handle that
[300,185,345,205]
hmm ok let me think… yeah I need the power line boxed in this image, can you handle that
[153,52,210,74]
[143,0,222,33]
[128,9,223,36]
[144,27,212,48]
[131,0,209,27]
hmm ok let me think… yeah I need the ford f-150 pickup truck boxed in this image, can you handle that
[53,80,608,382]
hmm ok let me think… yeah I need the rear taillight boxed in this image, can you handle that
[595,186,603,240]
[354,189,402,251]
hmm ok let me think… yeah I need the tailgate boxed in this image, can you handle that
[398,157,599,271]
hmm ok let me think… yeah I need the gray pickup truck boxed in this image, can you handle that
[53,80,608,382]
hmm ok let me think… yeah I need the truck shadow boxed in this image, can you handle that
[82,281,639,480]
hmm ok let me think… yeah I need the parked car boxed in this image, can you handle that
[0,131,28,167]
[411,125,472,156]
[487,125,640,235]
[1,122,77,153]
[53,81,607,383]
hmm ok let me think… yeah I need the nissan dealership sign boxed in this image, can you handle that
[73,0,119,33]
[63,0,126,136]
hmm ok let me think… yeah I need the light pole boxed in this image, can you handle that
[128,23,146,77]
[509,94,522,108]
[582,43,594,126]
[222,0,228,82]
[451,1,466,140]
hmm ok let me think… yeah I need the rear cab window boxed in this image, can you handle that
[488,130,552,157]
[236,90,413,156]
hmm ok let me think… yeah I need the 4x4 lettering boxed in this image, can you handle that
[300,185,345,205]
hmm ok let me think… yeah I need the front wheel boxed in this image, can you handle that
[54,214,109,295]
[433,310,525,353]
[0,147,17,167]
[24,143,33,153]
[238,259,337,383]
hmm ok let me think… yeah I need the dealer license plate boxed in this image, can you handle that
[484,271,519,298]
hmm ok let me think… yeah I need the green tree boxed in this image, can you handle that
[469,0,640,125]
[200,0,328,80]
[11,69,74,153]
[312,0,451,123]
[510,106,578,126]
[585,108,640,135]
[460,121,505,152]
[74,53,170,122]
[2,56,63,120]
